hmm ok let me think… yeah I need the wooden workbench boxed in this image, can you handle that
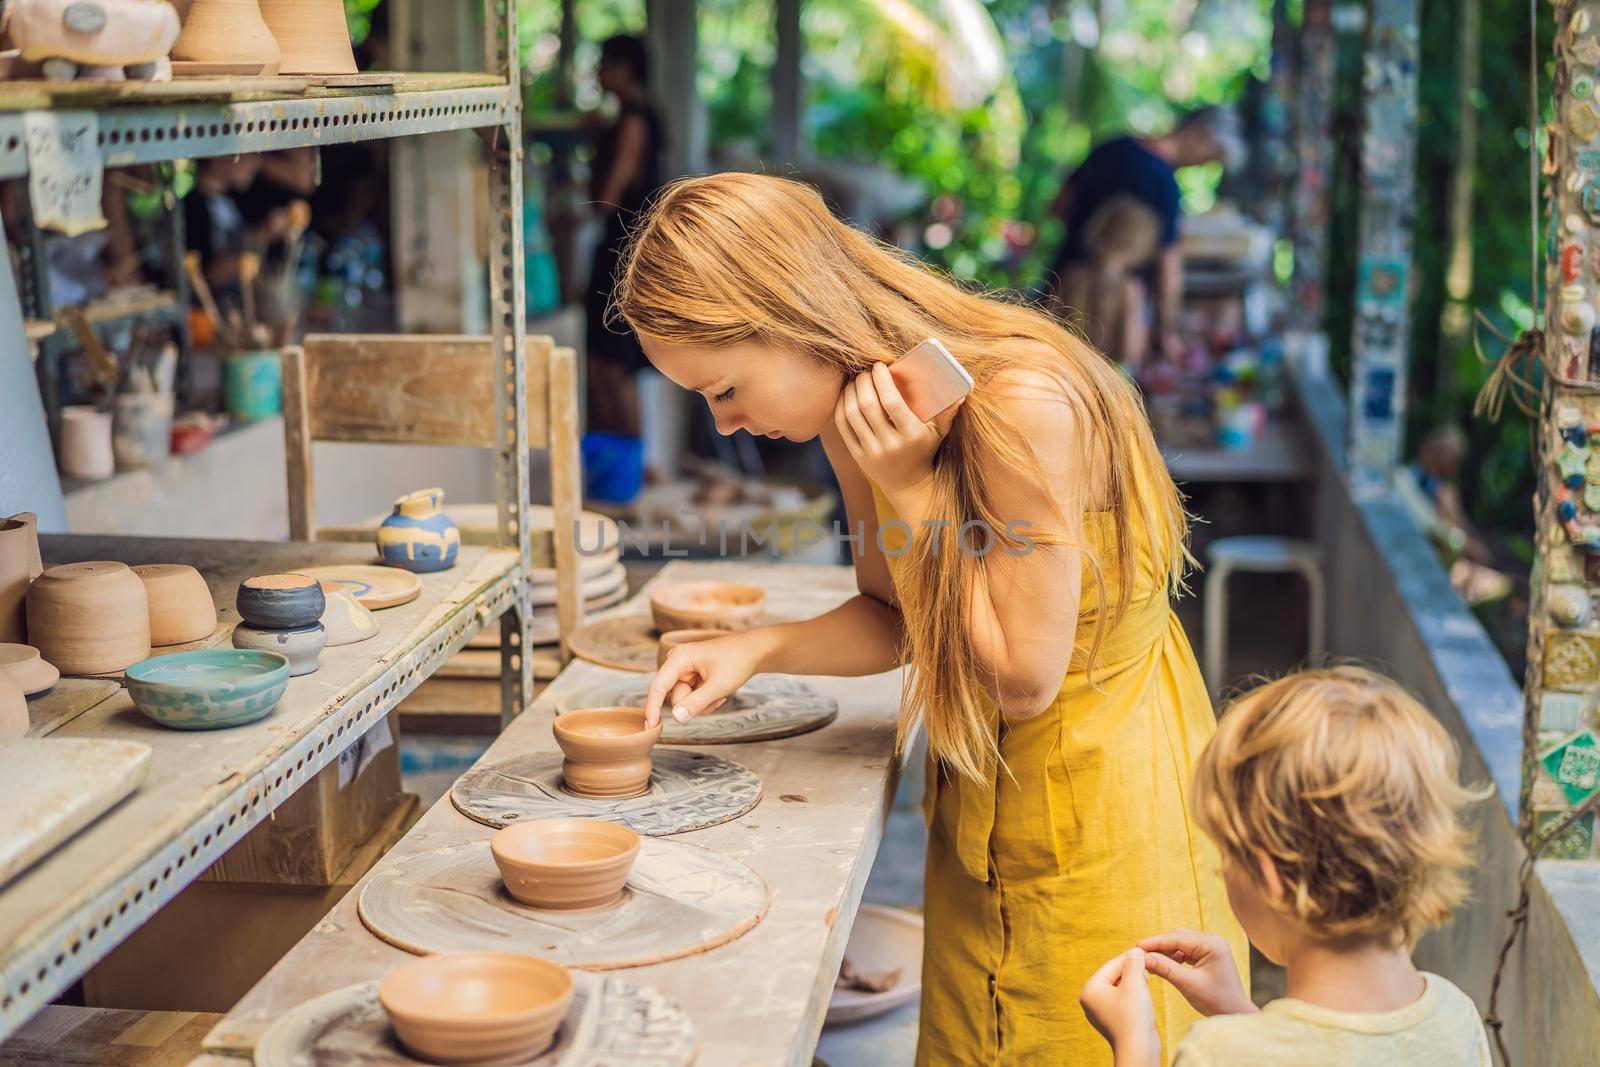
[0,536,520,1042]
[200,560,904,1067]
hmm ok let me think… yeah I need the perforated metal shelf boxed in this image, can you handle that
[0,76,515,177]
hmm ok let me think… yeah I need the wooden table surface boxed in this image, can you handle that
[0,537,520,1043]
[1160,419,1316,484]
[200,560,904,1067]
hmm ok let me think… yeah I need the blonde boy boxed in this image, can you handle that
[1080,666,1492,1066]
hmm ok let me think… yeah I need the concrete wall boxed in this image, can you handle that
[1295,368,1600,1063]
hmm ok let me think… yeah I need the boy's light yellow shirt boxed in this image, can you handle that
[1174,973,1491,1067]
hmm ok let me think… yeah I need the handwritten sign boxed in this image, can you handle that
[23,111,105,237]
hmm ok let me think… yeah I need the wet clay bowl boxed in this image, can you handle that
[25,561,152,675]
[235,573,325,630]
[552,707,663,798]
[125,649,290,730]
[133,563,218,646]
[0,643,58,695]
[649,581,765,633]
[491,818,642,911]
[656,627,727,669]
[378,951,574,1065]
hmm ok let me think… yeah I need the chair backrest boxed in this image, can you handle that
[281,333,570,543]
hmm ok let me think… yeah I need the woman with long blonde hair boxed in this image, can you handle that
[618,172,1245,1065]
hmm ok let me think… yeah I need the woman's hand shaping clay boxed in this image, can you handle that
[835,362,961,500]
[643,630,768,727]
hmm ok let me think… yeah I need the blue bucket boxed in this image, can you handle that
[581,432,644,503]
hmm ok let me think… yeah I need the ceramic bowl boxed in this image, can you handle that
[378,951,574,1065]
[552,707,662,799]
[235,573,324,630]
[649,581,765,633]
[231,622,327,676]
[656,628,726,670]
[318,582,379,646]
[25,561,152,674]
[125,649,290,730]
[491,818,642,911]
[0,643,58,695]
[133,563,218,646]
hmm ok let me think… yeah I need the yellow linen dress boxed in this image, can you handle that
[868,479,1248,1066]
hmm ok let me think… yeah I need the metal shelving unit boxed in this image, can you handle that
[0,0,535,1040]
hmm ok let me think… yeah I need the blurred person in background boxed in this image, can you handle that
[584,34,666,444]
[1046,107,1241,361]
[1048,195,1160,368]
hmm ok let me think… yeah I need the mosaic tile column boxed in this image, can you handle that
[1346,0,1419,493]
[1524,0,1600,858]
[1290,0,1336,334]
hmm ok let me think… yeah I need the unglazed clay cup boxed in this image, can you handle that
[552,707,663,799]
[133,563,218,646]
[656,628,726,670]
[378,951,574,1065]
[649,581,765,633]
[25,561,152,674]
[235,572,324,629]
[0,643,58,695]
[232,621,327,676]
[490,819,642,911]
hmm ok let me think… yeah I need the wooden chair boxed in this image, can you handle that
[280,334,582,720]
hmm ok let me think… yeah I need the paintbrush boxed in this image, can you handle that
[183,251,232,349]
[239,250,259,345]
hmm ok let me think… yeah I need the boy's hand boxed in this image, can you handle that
[1138,930,1258,1017]
[1080,948,1160,1066]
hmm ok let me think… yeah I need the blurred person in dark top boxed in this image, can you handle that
[584,33,665,440]
[1047,108,1240,361]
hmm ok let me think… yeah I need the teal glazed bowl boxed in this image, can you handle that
[125,650,291,730]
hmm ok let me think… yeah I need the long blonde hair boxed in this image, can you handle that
[615,172,1188,781]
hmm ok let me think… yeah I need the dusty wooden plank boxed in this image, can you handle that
[0,1005,223,1066]
[0,73,503,112]
[300,335,549,448]
[25,678,119,736]
[202,562,903,1067]
[282,345,315,543]
[549,345,583,659]
[0,538,519,1041]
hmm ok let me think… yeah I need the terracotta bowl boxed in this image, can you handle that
[133,563,218,646]
[0,643,58,696]
[25,561,151,674]
[235,573,324,630]
[649,581,764,633]
[552,707,662,798]
[491,818,642,911]
[125,649,290,730]
[378,951,574,1065]
[656,628,726,670]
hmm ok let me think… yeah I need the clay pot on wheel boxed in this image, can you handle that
[378,952,574,1065]
[133,563,218,646]
[490,818,641,911]
[171,0,281,72]
[552,706,662,798]
[257,0,354,74]
[656,628,726,669]
[649,581,765,633]
[26,561,151,674]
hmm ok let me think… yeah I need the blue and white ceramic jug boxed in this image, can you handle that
[377,487,460,573]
